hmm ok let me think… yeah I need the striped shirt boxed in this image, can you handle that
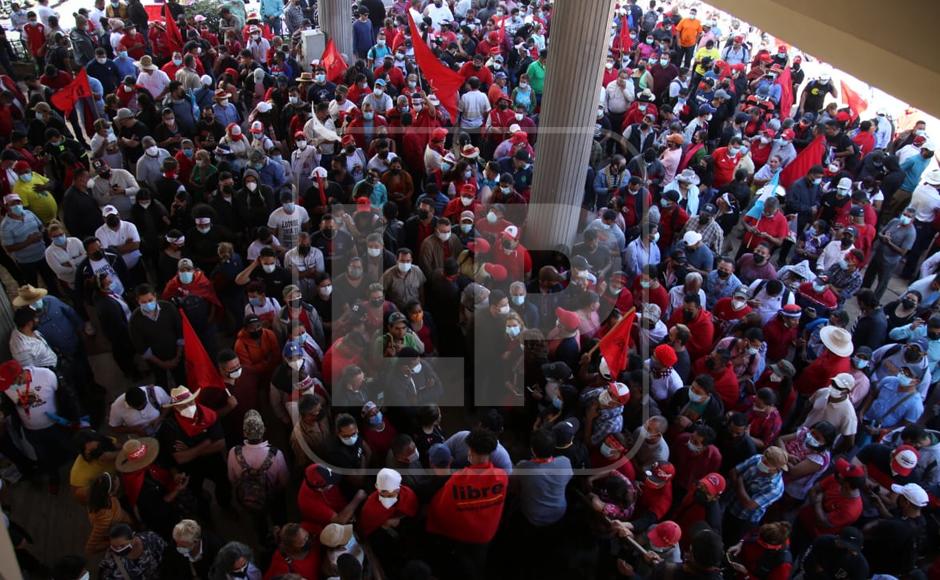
[729,454,784,523]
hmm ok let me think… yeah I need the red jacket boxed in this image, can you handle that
[264,549,320,580]
[457,62,493,87]
[711,146,744,187]
[693,356,739,409]
[426,462,508,543]
[762,315,798,362]
[795,349,850,396]
[357,485,419,538]
[669,308,714,361]
[345,115,389,150]
[488,243,533,281]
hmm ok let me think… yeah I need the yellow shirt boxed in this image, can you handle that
[13,173,56,224]
[693,46,720,76]
[69,455,116,503]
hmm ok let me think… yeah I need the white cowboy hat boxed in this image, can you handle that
[820,326,853,358]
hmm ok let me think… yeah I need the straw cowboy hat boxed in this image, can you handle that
[163,386,200,408]
[12,285,47,308]
[116,438,160,473]
[820,326,853,357]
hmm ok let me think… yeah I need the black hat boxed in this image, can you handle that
[552,418,580,446]
[541,361,572,381]
[836,527,863,551]
[700,203,718,215]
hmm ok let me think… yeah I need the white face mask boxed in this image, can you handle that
[228,368,243,380]
[367,247,382,257]
[262,263,276,274]
[599,442,618,458]
[319,285,333,297]
[437,231,451,242]
[597,391,612,406]
[246,182,258,191]
[412,362,423,374]
[398,262,412,273]
[145,145,158,157]
[341,434,358,446]
[289,358,304,371]
[179,405,197,419]
[378,495,398,508]
[486,211,498,224]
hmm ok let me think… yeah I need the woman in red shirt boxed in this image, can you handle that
[741,196,789,253]
[727,521,793,580]
[264,523,321,580]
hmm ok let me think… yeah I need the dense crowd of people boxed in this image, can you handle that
[0,0,939,578]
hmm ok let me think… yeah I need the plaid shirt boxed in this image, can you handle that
[823,264,863,304]
[580,387,624,446]
[729,454,784,523]
[682,217,724,256]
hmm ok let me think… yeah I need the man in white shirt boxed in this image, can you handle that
[10,308,58,369]
[901,168,940,280]
[135,55,171,99]
[45,223,86,290]
[108,384,171,436]
[604,69,635,131]
[35,0,59,27]
[802,373,858,451]
[95,205,142,270]
[284,232,324,299]
[458,77,491,132]
[135,137,171,185]
[267,191,310,250]
[327,86,357,123]
[424,0,454,30]
[89,159,141,218]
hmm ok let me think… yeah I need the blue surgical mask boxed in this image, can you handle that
[109,280,119,293]
[141,300,157,313]
[853,357,869,369]
[363,111,374,121]
[368,412,383,426]
[249,297,264,307]
[31,298,43,310]
[53,235,67,246]
[898,375,913,388]
[283,202,295,212]
[179,271,194,284]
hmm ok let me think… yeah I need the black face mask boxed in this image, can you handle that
[717,270,730,279]
[370,298,384,307]
[705,358,716,370]
[298,245,311,256]
[106,216,120,228]
[91,250,105,260]
[418,209,430,220]
[100,170,112,179]
[694,489,710,503]
[699,215,711,224]
[249,329,262,339]
[904,348,923,363]
[683,309,695,322]
[901,298,916,309]
[502,239,513,250]
[752,254,766,265]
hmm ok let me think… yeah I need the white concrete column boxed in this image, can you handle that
[317,0,353,64]
[526,0,616,249]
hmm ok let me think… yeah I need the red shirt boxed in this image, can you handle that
[742,211,789,251]
[795,350,851,396]
[488,243,533,281]
[853,131,875,158]
[362,422,398,466]
[426,462,508,544]
[637,480,672,519]
[796,474,862,536]
[737,539,792,580]
[797,282,838,311]
[713,297,752,331]
[673,433,722,492]
[711,146,743,187]
[264,548,320,580]
[657,206,689,249]
[693,357,739,409]
[669,308,714,361]
[634,281,669,316]
[457,62,493,86]
[357,485,419,537]
[762,316,798,362]
[297,483,348,536]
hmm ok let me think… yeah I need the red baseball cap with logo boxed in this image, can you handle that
[699,473,726,496]
[891,445,920,477]
[647,521,681,548]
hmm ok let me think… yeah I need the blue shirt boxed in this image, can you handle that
[888,323,940,384]
[705,270,742,309]
[901,154,930,192]
[35,296,84,355]
[728,454,784,523]
[1,210,45,262]
[212,102,240,127]
[113,55,138,80]
[865,377,923,427]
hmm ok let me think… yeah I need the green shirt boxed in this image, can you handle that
[526,60,546,95]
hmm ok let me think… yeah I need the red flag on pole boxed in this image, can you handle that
[320,39,348,83]
[618,16,632,54]
[497,13,507,45]
[780,134,826,188]
[775,66,794,118]
[840,79,869,120]
[164,3,183,53]
[180,308,226,390]
[407,10,463,120]
[597,308,637,380]
[50,68,92,116]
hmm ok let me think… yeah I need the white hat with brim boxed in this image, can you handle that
[923,168,940,186]
[820,326,853,357]
[163,386,201,408]
[12,284,48,308]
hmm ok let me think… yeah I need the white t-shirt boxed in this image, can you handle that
[267,206,310,250]
[458,90,491,128]
[284,246,325,274]
[5,366,58,430]
[108,385,171,436]
[247,237,281,261]
[88,255,125,296]
[136,69,171,99]
[803,387,858,437]
[95,221,141,269]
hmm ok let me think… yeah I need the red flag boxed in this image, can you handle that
[407,11,463,120]
[497,14,507,44]
[618,16,632,54]
[597,308,637,380]
[775,66,794,118]
[780,134,826,188]
[180,308,226,390]
[164,3,183,53]
[50,68,92,116]
[320,39,348,83]
[840,79,869,120]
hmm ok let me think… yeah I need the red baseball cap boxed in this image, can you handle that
[699,473,726,496]
[606,382,631,405]
[466,237,490,254]
[781,128,795,140]
[647,521,681,548]
[431,127,448,142]
[835,457,865,479]
[483,262,507,281]
[891,445,920,477]
[647,462,675,485]
[460,183,477,195]
[555,307,580,331]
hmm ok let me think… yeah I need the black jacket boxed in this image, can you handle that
[62,186,104,240]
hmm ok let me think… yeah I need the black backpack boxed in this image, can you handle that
[233,446,277,512]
